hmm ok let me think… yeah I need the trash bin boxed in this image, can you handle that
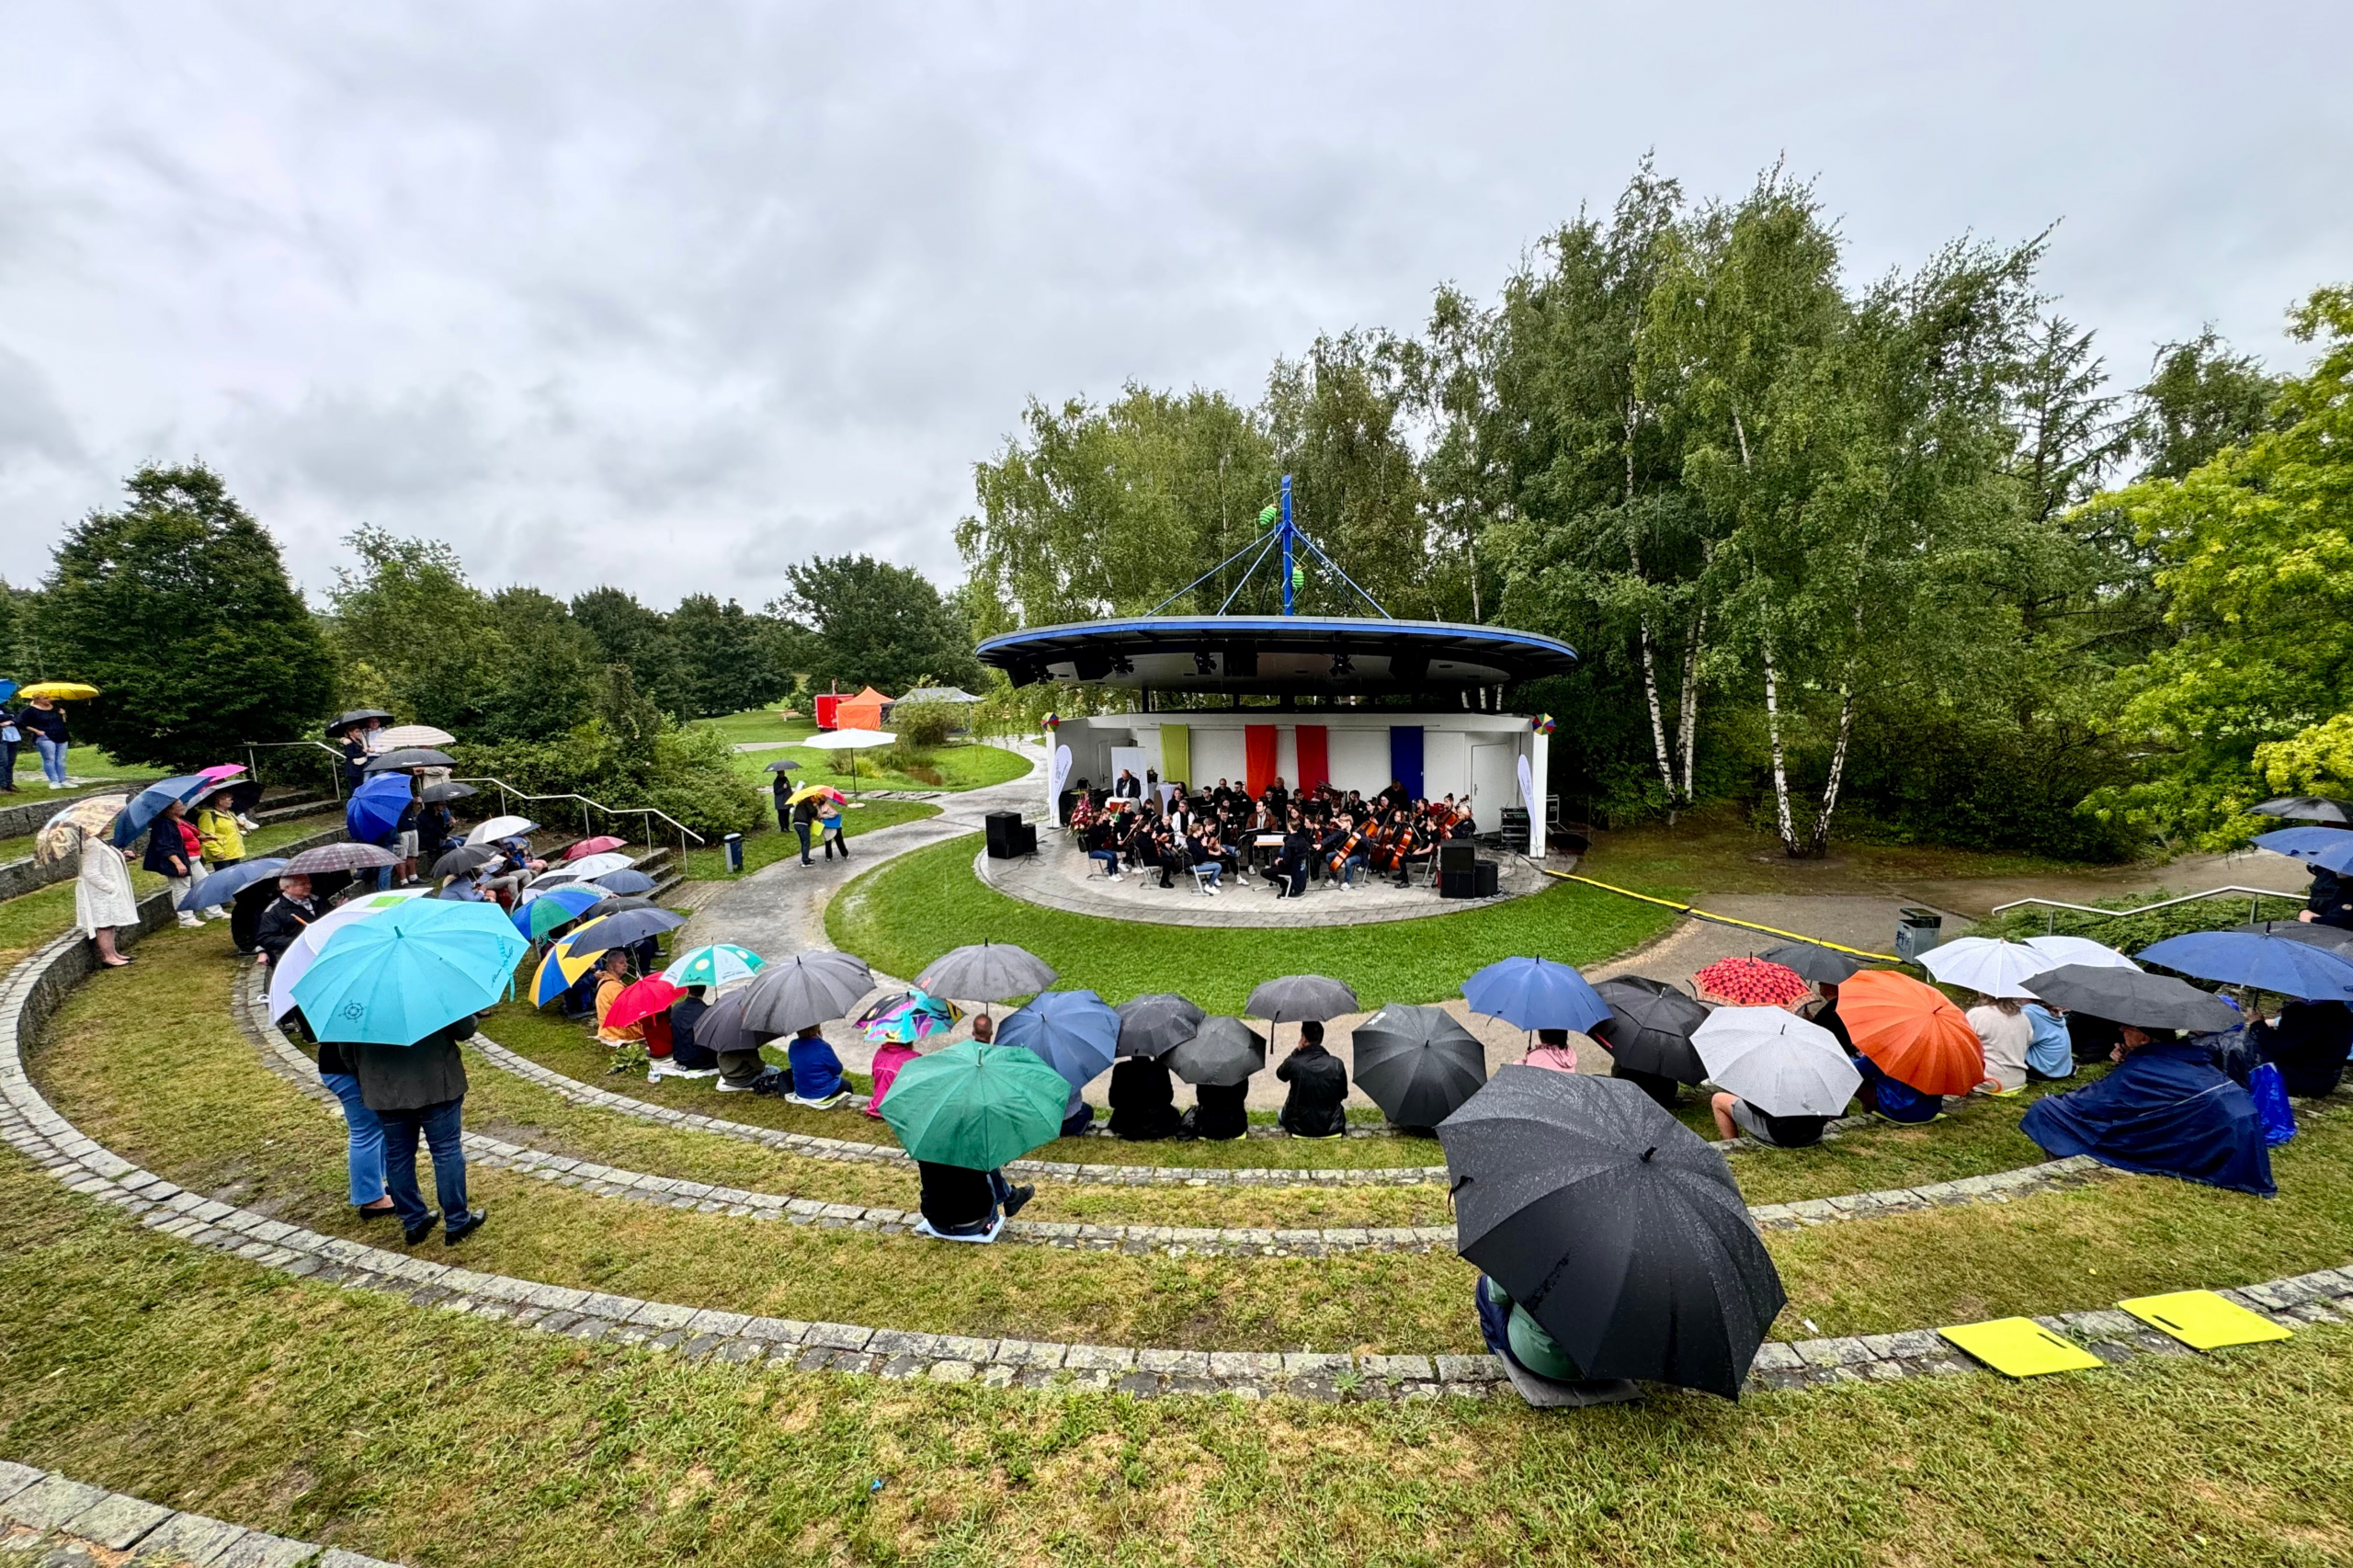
[1894,907,1943,961]
[723,832,744,874]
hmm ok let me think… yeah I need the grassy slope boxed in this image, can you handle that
[5,1146,2353,1567]
[34,930,2353,1353]
[827,835,1682,1016]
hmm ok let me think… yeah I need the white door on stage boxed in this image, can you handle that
[1470,744,1515,832]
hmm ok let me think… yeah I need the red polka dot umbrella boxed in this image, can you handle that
[1690,957,1813,1009]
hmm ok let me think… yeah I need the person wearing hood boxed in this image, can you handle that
[1107,1051,1184,1141]
[1276,1020,1348,1138]
[2020,1021,2276,1197]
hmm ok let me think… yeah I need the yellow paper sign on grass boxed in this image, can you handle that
[1938,1318,2106,1378]
[2119,1290,2293,1350]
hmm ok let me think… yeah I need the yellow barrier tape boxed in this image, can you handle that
[1544,870,1904,963]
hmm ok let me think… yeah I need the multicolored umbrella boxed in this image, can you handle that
[562,835,628,861]
[787,784,848,806]
[531,926,606,1005]
[857,989,963,1044]
[510,882,601,941]
[34,794,128,865]
[266,890,430,1020]
[292,899,528,1045]
[661,944,766,991]
[1838,969,1985,1096]
[1690,957,1813,1009]
[880,1040,1067,1168]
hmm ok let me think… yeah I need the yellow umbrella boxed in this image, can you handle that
[17,682,100,700]
[531,916,608,1005]
[787,784,847,806]
[35,794,128,865]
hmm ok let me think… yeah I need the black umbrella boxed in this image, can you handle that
[582,894,656,920]
[419,780,477,803]
[1163,1016,1267,1086]
[1590,977,1710,1083]
[695,990,773,1055]
[363,747,456,772]
[2020,963,2240,1032]
[324,709,392,736]
[916,941,1057,1002]
[737,950,875,1035]
[432,844,500,879]
[763,758,801,774]
[1245,974,1358,1023]
[1757,942,1866,984]
[2251,796,2353,824]
[564,907,686,955]
[1114,993,1205,1058]
[2231,919,2353,951]
[1438,1067,1786,1400]
[1352,1003,1486,1127]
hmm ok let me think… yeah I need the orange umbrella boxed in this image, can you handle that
[1839,969,1984,1095]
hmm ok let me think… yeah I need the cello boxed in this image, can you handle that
[1325,819,1367,881]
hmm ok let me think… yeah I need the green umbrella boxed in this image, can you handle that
[879,1040,1067,1168]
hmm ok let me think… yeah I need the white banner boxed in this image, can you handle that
[1517,754,1538,838]
[1050,744,1074,824]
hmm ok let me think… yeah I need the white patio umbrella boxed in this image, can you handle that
[267,888,431,1021]
[1691,1006,1860,1118]
[2020,933,2142,972]
[1917,937,2054,999]
[465,814,538,846]
[799,728,895,789]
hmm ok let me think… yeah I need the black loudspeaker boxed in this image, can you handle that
[1439,869,1476,900]
[984,812,1025,858]
[1010,822,1037,857]
[1438,841,1476,875]
[1473,859,1499,896]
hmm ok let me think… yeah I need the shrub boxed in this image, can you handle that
[890,700,962,749]
[461,715,758,844]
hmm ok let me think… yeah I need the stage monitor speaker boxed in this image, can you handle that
[1439,868,1476,899]
[1473,859,1500,897]
[1438,841,1476,875]
[984,812,1025,858]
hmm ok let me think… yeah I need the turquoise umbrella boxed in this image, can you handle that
[880,1040,1067,1168]
[293,899,530,1045]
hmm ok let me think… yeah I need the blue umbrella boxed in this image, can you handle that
[345,773,414,842]
[2137,931,2353,1002]
[0,679,16,704]
[108,773,210,848]
[2254,827,2353,875]
[293,899,529,1044]
[589,868,657,896]
[511,881,602,939]
[180,857,289,912]
[1461,956,1611,1034]
[994,988,1121,1090]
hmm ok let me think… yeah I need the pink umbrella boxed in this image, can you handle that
[197,764,247,781]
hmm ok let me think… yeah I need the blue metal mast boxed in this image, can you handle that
[1279,472,1294,616]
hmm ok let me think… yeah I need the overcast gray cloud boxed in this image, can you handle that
[1,1,2347,608]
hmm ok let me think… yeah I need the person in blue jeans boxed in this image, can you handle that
[17,695,68,787]
[1849,1051,1942,1123]
[285,1007,393,1219]
[350,1014,486,1245]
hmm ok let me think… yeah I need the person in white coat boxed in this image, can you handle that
[75,834,140,967]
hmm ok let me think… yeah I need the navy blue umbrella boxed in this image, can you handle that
[995,988,1120,1090]
[589,868,657,896]
[2137,931,2353,1002]
[346,773,414,841]
[180,857,289,912]
[1461,956,1611,1034]
[2254,827,2353,875]
[109,773,210,848]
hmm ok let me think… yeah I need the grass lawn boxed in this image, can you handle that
[679,800,939,881]
[828,835,1683,1017]
[7,1141,2353,1568]
[35,930,2353,1355]
[698,706,1032,794]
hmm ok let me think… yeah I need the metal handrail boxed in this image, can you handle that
[449,778,706,858]
[1991,884,2309,932]
[241,739,351,801]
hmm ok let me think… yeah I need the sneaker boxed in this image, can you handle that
[1204,883,1218,896]
[203,907,231,922]
[402,1210,441,1246]
[787,1090,850,1110]
[1002,1184,1035,1220]
[444,1209,486,1245]
[716,1077,757,1092]
[747,1068,790,1096]
[176,915,204,930]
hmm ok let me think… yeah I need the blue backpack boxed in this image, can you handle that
[2246,1061,2298,1147]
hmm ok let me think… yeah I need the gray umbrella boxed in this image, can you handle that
[419,780,477,803]
[1245,973,1359,1023]
[2251,796,2353,824]
[2020,963,2240,1032]
[562,906,686,956]
[916,941,1057,1002]
[282,841,397,874]
[1352,1003,1486,1128]
[763,758,801,774]
[432,844,499,879]
[738,949,876,1035]
[1438,1067,1785,1401]
[364,747,456,772]
[1163,1016,1267,1086]
[1758,942,1866,984]
[695,989,773,1054]
[1590,977,1710,1083]
[2231,919,2353,951]
[1114,993,1206,1059]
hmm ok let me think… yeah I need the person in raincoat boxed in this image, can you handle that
[76,829,139,965]
[1276,1020,1348,1138]
[193,788,246,868]
[2019,1022,2275,1197]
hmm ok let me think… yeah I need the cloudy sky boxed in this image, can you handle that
[2,2,2347,608]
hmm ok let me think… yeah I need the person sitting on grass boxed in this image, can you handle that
[1523,1028,1579,1074]
[2023,1001,2075,1082]
[2020,1020,2275,1197]
[915,1159,1034,1242]
[1708,1090,1830,1149]
[1849,1051,1942,1124]
[1179,1076,1250,1142]
[1276,1020,1348,1138]
[1473,1275,1638,1408]
[655,985,719,1081]
[2249,999,2353,1098]
[783,1022,849,1108]
[592,949,643,1049]
[1107,1050,1184,1141]
[1966,994,2033,1095]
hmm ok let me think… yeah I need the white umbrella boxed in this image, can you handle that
[267,888,431,1021]
[1917,937,2052,999]
[2020,933,2141,972]
[801,728,895,751]
[1691,1006,1860,1118]
[376,723,456,749]
[465,815,538,845]
[556,851,634,881]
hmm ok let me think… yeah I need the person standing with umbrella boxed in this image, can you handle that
[791,790,821,867]
[17,691,71,788]
[51,795,137,965]
[144,799,210,930]
[1275,1019,1348,1139]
